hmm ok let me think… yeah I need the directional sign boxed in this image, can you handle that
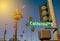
[28,21,52,27]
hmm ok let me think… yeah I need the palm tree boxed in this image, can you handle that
[4,24,7,41]
[13,8,23,41]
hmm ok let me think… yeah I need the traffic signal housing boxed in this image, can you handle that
[39,3,52,22]
[38,29,51,40]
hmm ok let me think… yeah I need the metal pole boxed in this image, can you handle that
[22,34,23,41]
[22,37,24,41]
[47,0,59,40]
[27,27,28,41]
[31,30,32,41]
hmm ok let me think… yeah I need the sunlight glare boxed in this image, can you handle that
[0,1,11,13]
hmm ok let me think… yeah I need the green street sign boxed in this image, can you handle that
[28,21,52,27]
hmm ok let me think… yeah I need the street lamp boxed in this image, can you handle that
[13,8,23,41]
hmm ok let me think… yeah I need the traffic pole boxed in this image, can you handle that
[47,0,59,40]
[31,30,32,41]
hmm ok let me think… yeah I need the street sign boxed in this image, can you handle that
[28,21,52,27]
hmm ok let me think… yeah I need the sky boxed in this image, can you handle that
[0,0,60,41]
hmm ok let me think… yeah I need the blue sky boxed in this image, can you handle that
[0,0,60,41]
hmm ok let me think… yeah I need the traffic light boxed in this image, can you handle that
[39,3,52,22]
[31,26,35,32]
[38,29,51,40]
[29,16,33,21]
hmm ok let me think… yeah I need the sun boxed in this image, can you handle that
[0,3,8,10]
[0,1,10,13]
